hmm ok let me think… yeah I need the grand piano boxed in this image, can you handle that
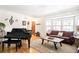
[2,28,32,51]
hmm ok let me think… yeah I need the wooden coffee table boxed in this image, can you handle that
[41,37,64,50]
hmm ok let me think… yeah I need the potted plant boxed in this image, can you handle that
[0,22,6,35]
[0,22,6,30]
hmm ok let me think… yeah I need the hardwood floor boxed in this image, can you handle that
[0,35,77,53]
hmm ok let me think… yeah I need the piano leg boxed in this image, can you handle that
[8,42,10,49]
[16,43,18,52]
[19,40,22,48]
[7,38,11,51]
[28,39,30,48]
[2,43,4,51]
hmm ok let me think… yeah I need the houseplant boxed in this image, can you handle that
[0,22,6,29]
[0,22,6,36]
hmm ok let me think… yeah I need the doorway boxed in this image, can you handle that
[32,21,36,35]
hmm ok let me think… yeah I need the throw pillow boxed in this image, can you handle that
[58,32,63,37]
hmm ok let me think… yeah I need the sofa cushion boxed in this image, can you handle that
[63,32,73,37]
[50,31,58,35]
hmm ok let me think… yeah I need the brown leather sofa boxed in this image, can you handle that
[46,31,75,45]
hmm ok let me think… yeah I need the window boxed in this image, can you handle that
[76,18,79,25]
[46,20,51,31]
[62,17,74,31]
[46,16,74,32]
[52,19,61,31]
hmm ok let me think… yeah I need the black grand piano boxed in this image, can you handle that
[2,28,32,51]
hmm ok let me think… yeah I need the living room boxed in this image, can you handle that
[0,5,79,53]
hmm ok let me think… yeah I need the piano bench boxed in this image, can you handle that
[2,40,22,52]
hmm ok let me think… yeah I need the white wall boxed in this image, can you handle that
[0,9,32,32]
[35,17,46,37]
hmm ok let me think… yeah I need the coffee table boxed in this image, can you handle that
[41,37,64,50]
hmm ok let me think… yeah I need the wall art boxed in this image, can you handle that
[9,16,14,25]
[22,21,26,26]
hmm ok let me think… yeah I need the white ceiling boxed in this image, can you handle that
[0,5,77,17]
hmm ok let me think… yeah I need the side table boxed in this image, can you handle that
[74,36,79,48]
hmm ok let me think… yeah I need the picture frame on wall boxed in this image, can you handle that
[9,16,14,25]
[22,21,26,26]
